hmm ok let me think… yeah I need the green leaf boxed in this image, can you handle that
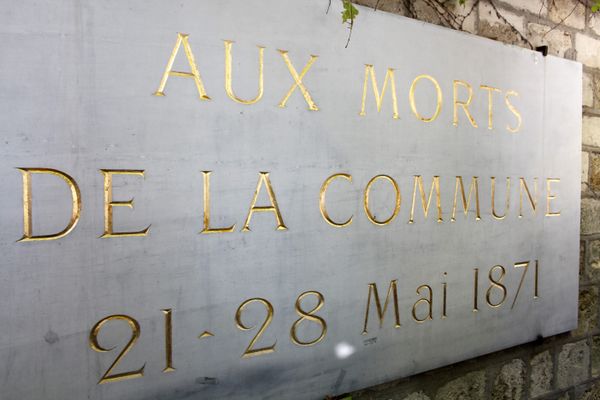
[593,0,600,12]
[341,0,359,24]
[458,0,466,5]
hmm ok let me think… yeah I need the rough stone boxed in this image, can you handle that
[527,23,573,58]
[577,34,600,69]
[583,116,600,148]
[352,0,408,15]
[549,0,586,30]
[590,153,600,190]
[403,391,431,400]
[573,287,599,337]
[502,0,548,16]
[593,336,600,378]
[557,340,590,388]
[530,351,553,398]
[590,11,600,37]
[434,371,486,400]
[479,2,528,47]
[584,73,594,108]
[593,75,600,110]
[582,198,600,235]
[582,241,587,282]
[491,359,525,400]
[579,381,600,400]
[583,151,590,189]
[588,241,600,283]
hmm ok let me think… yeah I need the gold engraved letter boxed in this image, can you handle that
[201,171,236,234]
[100,169,150,238]
[278,50,319,111]
[409,175,443,223]
[505,90,522,133]
[362,280,401,335]
[17,168,81,242]
[360,65,399,119]
[452,176,480,222]
[409,74,442,123]
[491,177,510,220]
[242,172,287,231]
[412,285,433,323]
[89,315,145,384]
[224,40,264,105]
[319,173,353,228]
[453,80,478,128]
[363,174,401,226]
[480,85,501,130]
[546,178,561,217]
[154,33,210,100]
[519,177,537,218]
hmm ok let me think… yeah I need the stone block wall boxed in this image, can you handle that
[342,0,600,399]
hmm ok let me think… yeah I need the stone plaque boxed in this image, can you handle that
[0,1,581,399]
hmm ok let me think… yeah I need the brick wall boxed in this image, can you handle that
[344,0,600,399]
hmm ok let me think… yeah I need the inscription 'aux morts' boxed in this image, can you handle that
[152,33,522,132]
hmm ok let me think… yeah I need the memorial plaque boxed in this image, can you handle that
[0,1,581,399]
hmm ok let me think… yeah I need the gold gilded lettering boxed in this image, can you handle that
[290,291,327,347]
[473,268,479,312]
[89,315,144,384]
[224,40,264,105]
[453,80,478,128]
[154,33,210,100]
[242,172,287,231]
[409,74,442,122]
[546,178,561,216]
[363,174,401,226]
[480,85,501,130]
[510,261,529,310]
[319,173,353,227]
[360,65,399,119]
[17,168,81,242]
[278,50,319,111]
[162,309,175,373]
[519,177,537,218]
[452,176,480,222]
[491,177,510,220]
[412,285,433,323]
[362,280,400,335]
[100,169,150,238]
[201,171,236,234]
[409,175,442,223]
[442,273,448,319]
[505,90,522,133]
[235,298,276,358]
[486,265,507,307]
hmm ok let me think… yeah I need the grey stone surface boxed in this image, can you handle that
[403,391,431,400]
[530,351,553,398]
[491,359,526,400]
[434,371,486,400]
[593,336,600,378]
[586,241,600,283]
[0,0,584,399]
[581,198,600,235]
[573,287,599,337]
[579,381,600,400]
[558,340,590,388]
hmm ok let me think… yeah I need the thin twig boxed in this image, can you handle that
[488,0,534,48]
[345,18,354,48]
[542,1,578,39]
[326,0,332,14]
